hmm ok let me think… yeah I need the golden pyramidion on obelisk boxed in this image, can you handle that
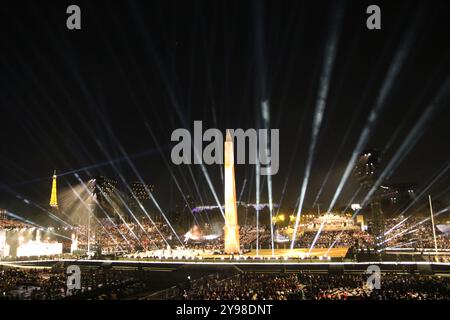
[224,130,240,254]
[49,170,59,209]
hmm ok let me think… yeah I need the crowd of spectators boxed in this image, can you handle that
[67,216,450,254]
[183,273,303,300]
[183,272,450,300]
[0,219,32,229]
[0,266,156,300]
[3,215,450,256]
[73,222,275,253]
[73,218,173,253]
[0,268,66,299]
[2,266,450,300]
[383,216,450,249]
[292,230,375,249]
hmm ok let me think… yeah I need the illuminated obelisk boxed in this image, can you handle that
[49,170,59,209]
[224,130,240,254]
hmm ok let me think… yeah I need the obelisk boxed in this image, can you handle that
[224,130,240,254]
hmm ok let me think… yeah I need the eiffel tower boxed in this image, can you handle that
[49,170,59,211]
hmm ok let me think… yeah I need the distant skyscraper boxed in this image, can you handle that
[224,130,240,254]
[49,170,59,209]
[354,150,384,249]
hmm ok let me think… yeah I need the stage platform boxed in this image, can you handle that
[200,247,349,259]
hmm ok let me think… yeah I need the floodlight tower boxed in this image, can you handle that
[355,150,385,250]
[85,179,97,256]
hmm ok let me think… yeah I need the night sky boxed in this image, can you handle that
[1,0,449,222]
